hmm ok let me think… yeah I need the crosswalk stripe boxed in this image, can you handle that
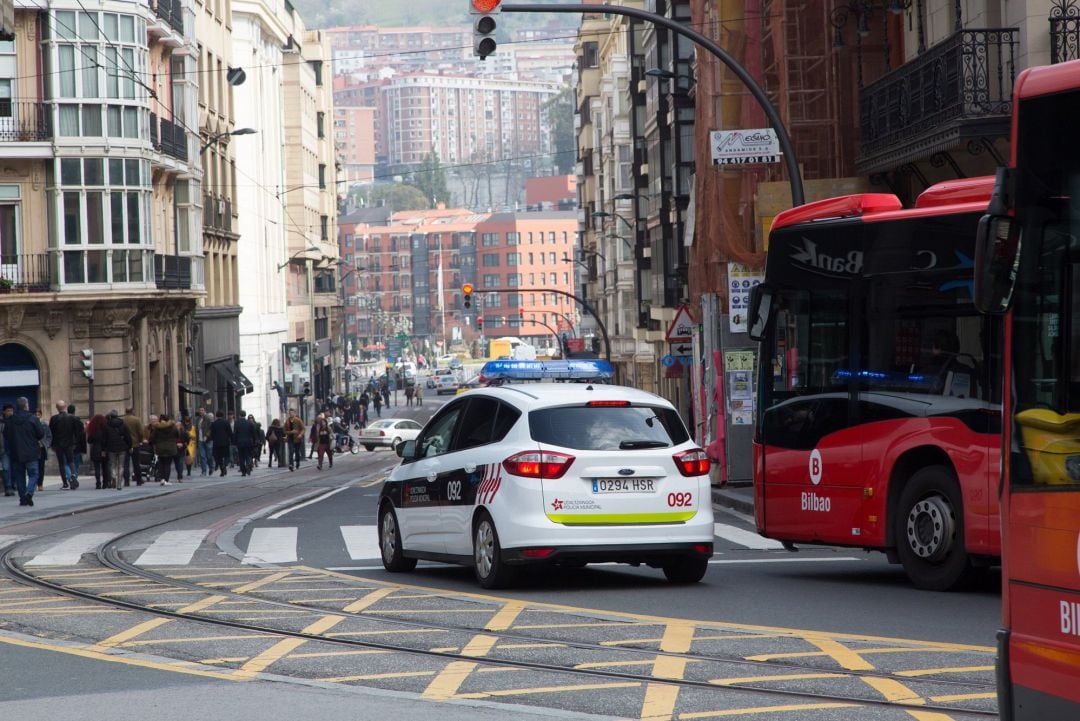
[243,527,298,564]
[714,523,785,550]
[26,533,115,566]
[340,525,381,560]
[134,529,209,566]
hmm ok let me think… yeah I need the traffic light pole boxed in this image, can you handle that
[500,2,805,207]
[87,378,95,416]
[478,287,611,364]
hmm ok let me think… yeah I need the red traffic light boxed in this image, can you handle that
[462,283,474,295]
[471,0,501,11]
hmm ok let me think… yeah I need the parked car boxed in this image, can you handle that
[433,370,459,395]
[360,419,423,451]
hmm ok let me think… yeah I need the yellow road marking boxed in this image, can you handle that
[485,600,525,631]
[802,637,874,671]
[461,634,498,657]
[710,672,847,685]
[232,571,293,594]
[342,586,396,612]
[329,670,436,682]
[927,692,998,702]
[0,633,240,680]
[125,634,280,646]
[422,661,478,699]
[306,568,995,653]
[863,677,925,704]
[679,703,859,719]
[641,622,695,721]
[96,618,172,649]
[361,476,386,487]
[896,666,995,677]
[902,712,959,721]
[576,659,656,670]
[453,681,640,700]
[235,614,344,678]
[745,646,947,662]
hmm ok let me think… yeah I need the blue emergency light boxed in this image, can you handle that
[480,359,616,382]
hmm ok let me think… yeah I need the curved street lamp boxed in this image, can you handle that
[200,127,257,153]
[276,244,319,271]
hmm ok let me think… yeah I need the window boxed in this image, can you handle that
[506,252,520,266]
[481,232,498,247]
[317,111,325,138]
[416,403,463,458]
[482,253,500,267]
[0,80,10,117]
[319,163,327,189]
[506,231,519,245]
[456,397,507,450]
[321,215,329,240]
[311,60,323,86]
[530,405,688,450]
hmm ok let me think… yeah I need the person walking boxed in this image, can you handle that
[404,384,414,407]
[85,413,108,489]
[285,410,304,472]
[103,410,131,491]
[251,416,264,468]
[414,381,423,407]
[372,390,382,419]
[313,414,333,470]
[265,419,283,468]
[121,407,144,487]
[69,405,86,487]
[182,417,196,478]
[2,397,45,506]
[36,408,49,490]
[195,407,212,476]
[0,404,12,497]
[49,401,80,490]
[209,411,233,477]
[149,413,180,485]
[172,420,187,481]
[233,413,255,476]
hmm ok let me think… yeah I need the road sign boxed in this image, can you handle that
[386,339,403,361]
[665,305,695,342]
[669,342,692,357]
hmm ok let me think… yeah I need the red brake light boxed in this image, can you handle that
[503,451,575,479]
[585,400,631,407]
[379,431,386,437]
[673,449,710,477]
[521,548,555,558]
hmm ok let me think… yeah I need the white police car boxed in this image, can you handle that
[377,360,714,588]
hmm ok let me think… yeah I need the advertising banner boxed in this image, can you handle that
[282,342,312,395]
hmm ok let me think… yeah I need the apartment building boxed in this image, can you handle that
[0,1,202,417]
[333,105,375,186]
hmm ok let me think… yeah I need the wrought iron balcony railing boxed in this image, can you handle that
[0,254,54,293]
[154,254,192,290]
[0,102,53,142]
[1051,0,1080,63]
[152,0,184,34]
[857,28,1017,173]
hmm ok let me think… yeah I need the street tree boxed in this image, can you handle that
[412,153,451,208]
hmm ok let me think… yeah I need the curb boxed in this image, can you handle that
[710,484,755,516]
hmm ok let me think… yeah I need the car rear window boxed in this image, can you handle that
[529,405,690,450]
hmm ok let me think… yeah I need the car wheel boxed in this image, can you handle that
[473,512,515,589]
[390,437,402,451]
[894,465,975,591]
[662,556,709,583]
[364,445,375,452]
[379,504,416,572]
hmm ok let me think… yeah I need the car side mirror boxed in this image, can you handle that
[974,167,1019,315]
[747,283,775,341]
[397,439,417,461]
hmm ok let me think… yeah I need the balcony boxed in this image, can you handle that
[0,254,54,293]
[148,0,184,37]
[202,193,232,233]
[0,102,53,145]
[158,117,188,162]
[856,28,1017,174]
[154,254,192,290]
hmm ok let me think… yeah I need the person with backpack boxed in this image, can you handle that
[265,419,284,468]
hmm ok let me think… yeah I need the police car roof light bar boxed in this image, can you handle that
[480,359,616,382]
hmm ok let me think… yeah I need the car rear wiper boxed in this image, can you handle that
[619,440,669,449]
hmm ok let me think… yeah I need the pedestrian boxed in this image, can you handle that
[172,420,187,481]
[35,408,49,490]
[372,391,382,418]
[183,416,196,478]
[149,413,179,485]
[69,405,86,487]
[210,410,233,477]
[233,413,255,476]
[227,412,239,468]
[404,384,414,407]
[195,407,211,476]
[358,392,369,429]
[285,409,305,472]
[265,419,283,468]
[85,413,108,489]
[414,381,423,407]
[313,414,333,470]
[122,407,145,486]
[48,401,80,489]
[102,410,131,490]
[0,404,12,497]
[381,381,390,409]
[2,397,45,506]
[251,416,264,468]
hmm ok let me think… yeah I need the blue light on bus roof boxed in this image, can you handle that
[480,359,616,381]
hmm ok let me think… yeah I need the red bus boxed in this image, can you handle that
[748,177,1003,591]
[974,60,1080,720]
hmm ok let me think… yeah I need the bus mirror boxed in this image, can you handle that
[748,284,774,341]
[974,213,1019,314]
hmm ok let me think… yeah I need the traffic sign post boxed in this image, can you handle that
[665,305,695,342]
[669,341,692,357]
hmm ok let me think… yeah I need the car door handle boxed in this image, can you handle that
[426,472,437,482]
[464,463,476,473]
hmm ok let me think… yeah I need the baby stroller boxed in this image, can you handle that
[135,442,156,482]
[332,418,358,455]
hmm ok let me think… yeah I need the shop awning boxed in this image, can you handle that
[214,360,255,395]
[179,381,211,396]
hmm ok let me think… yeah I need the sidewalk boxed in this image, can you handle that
[711,482,754,516]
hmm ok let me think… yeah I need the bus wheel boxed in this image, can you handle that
[895,465,975,591]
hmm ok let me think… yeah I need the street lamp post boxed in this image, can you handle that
[200,127,257,153]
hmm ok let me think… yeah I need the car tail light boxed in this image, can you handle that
[521,547,555,558]
[586,400,630,407]
[379,431,386,437]
[503,451,575,479]
[673,449,710,476]
[693,543,713,555]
